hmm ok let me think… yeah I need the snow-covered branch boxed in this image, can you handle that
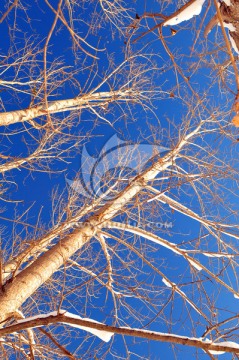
[1,310,239,355]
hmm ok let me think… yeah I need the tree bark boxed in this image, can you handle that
[0,90,137,127]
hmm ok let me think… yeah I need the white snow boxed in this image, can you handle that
[116,328,239,355]
[216,341,239,349]
[188,258,203,271]
[222,22,235,31]
[16,315,239,355]
[113,223,182,255]
[223,0,231,5]
[111,222,207,272]
[112,288,134,298]
[162,278,201,315]
[164,0,206,26]
[204,338,239,355]
[62,312,113,342]
[120,326,202,341]
[162,278,173,287]
[202,252,234,258]
[208,340,239,355]
[234,294,239,299]
[17,312,56,323]
[208,349,225,355]
[17,310,113,343]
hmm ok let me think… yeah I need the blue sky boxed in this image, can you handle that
[1,0,239,359]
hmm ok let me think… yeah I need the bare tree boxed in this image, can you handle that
[0,0,239,359]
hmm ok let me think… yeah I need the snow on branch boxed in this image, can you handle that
[164,0,206,26]
[61,311,113,342]
[2,312,239,355]
[106,220,239,301]
[161,277,202,315]
[148,187,239,243]
[15,310,113,342]
[103,223,204,316]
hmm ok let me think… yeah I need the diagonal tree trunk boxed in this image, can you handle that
[0,122,201,323]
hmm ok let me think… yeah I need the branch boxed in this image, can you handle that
[1,312,239,355]
[0,89,139,127]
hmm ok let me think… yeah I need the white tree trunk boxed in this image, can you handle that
[0,90,138,126]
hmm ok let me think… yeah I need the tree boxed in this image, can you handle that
[0,0,239,358]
